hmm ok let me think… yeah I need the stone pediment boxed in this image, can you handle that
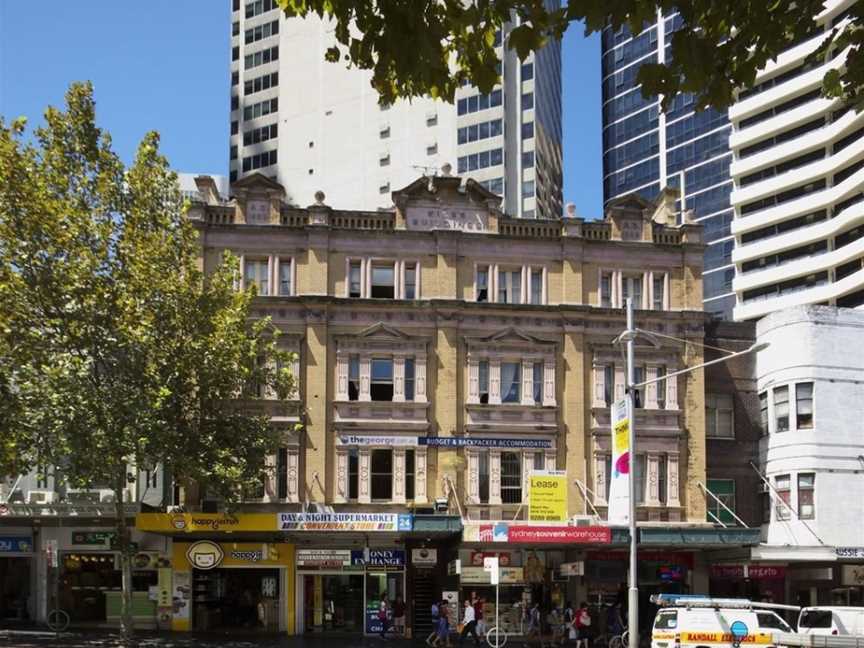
[354,322,415,340]
[231,172,285,194]
[605,193,655,242]
[466,327,556,349]
[392,171,502,233]
[335,322,427,353]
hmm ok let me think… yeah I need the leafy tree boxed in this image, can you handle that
[278,0,864,111]
[0,83,296,642]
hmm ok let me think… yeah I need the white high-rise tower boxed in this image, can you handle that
[229,0,562,218]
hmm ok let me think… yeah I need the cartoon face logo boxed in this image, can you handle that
[186,541,224,570]
[171,516,187,530]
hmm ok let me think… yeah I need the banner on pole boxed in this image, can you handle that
[608,399,630,524]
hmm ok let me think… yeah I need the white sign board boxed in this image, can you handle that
[484,556,500,585]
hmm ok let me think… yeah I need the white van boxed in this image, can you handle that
[797,607,864,636]
[651,596,797,648]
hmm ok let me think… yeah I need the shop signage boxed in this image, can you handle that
[277,512,413,532]
[0,536,32,553]
[560,562,584,577]
[710,565,786,580]
[297,549,353,567]
[608,398,631,525]
[790,566,833,581]
[172,571,191,625]
[841,564,864,586]
[338,435,418,447]
[185,540,224,570]
[411,548,438,566]
[470,551,511,567]
[351,549,405,567]
[72,531,116,546]
[480,524,612,544]
[406,206,489,233]
[461,566,525,584]
[420,437,552,449]
[136,512,275,533]
[836,547,864,559]
[448,559,461,575]
[528,471,567,522]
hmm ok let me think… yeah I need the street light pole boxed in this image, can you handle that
[625,298,639,648]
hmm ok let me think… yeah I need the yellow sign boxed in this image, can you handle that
[678,632,772,645]
[173,541,294,569]
[528,470,567,521]
[136,512,276,533]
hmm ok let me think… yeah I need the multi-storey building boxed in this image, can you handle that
[730,0,863,321]
[3,171,767,635]
[601,12,735,319]
[228,0,563,219]
[749,306,864,606]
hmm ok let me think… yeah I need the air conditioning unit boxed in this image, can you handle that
[66,489,102,503]
[571,516,597,527]
[26,490,57,505]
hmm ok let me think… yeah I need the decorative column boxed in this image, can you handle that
[364,258,372,298]
[646,454,661,506]
[359,355,371,401]
[489,359,502,405]
[393,448,406,503]
[393,356,406,402]
[335,448,349,503]
[645,365,659,409]
[592,363,606,408]
[415,354,428,403]
[286,448,300,503]
[666,452,681,507]
[614,365,626,401]
[489,450,502,505]
[358,448,371,504]
[335,351,349,400]
[522,450,534,493]
[467,357,480,404]
[543,358,556,406]
[594,454,608,505]
[521,359,534,405]
[467,450,480,504]
[415,448,428,503]
[666,370,679,410]
[545,451,556,472]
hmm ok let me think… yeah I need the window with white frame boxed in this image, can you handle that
[774,386,790,432]
[370,358,394,401]
[706,393,734,438]
[371,263,395,298]
[622,273,644,308]
[478,452,490,503]
[600,272,613,307]
[278,257,292,296]
[633,365,645,408]
[370,449,393,500]
[652,273,666,310]
[775,474,791,520]
[405,449,415,500]
[796,383,813,429]
[478,360,490,403]
[603,365,614,405]
[798,473,815,519]
[244,258,270,295]
[404,263,418,299]
[348,449,359,499]
[348,260,362,298]
[501,362,522,403]
[498,268,522,304]
[348,354,360,401]
[405,358,416,401]
[706,478,736,524]
[476,265,490,302]
[529,268,543,305]
[656,366,667,409]
[532,362,543,405]
[759,391,768,435]
[500,452,522,503]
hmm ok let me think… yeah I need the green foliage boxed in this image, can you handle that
[276,0,864,112]
[0,82,297,503]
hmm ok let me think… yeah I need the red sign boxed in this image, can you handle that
[586,551,695,568]
[471,551,511,566]
[710,565,786,580]
[504,526,612,544]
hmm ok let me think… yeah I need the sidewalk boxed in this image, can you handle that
[0,628,424,648]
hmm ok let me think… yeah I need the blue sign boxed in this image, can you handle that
[730,621,749,639]
[0,537,33,553]
[351,549,406,567]
[397,514,413,531]
[420,437,552,449]
[366,605,385,634]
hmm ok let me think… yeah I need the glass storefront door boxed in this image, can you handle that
[303,574,364,633]
[365,571,404,634]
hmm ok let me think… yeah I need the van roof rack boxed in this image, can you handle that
[650,595,800,612]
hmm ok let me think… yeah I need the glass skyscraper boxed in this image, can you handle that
[601,12,735,319]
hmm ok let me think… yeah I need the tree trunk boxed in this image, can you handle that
[114,476,135,646]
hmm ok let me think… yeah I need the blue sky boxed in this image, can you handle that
[0,2,602,218]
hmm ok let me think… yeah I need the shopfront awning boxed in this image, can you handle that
[638,526,762,547]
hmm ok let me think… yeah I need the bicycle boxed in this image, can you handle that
[46,608,70,633]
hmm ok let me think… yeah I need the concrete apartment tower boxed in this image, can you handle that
[730,0,863,321]
[229,0,563,219]
[601,10,735,320]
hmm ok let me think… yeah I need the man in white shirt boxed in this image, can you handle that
[460,599,479,646]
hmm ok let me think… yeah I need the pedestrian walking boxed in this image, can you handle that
[526,601,542,644]
[438,600,453,648]
[378,595,391,639]
[474,595,486,638]
[427,599,442,646]
[576,602,592,648]
[563,601,576,644]
[393,595,406,635]
[460,599,480,646]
